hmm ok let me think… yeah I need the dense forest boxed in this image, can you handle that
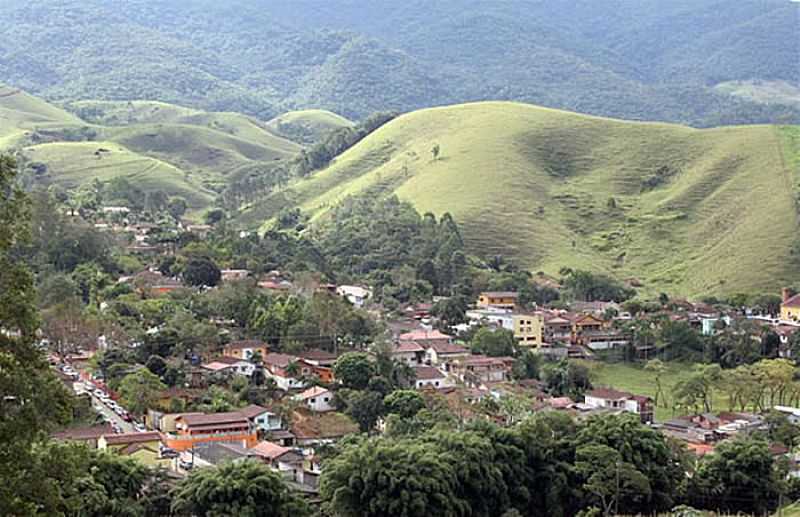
[0,0,797,126]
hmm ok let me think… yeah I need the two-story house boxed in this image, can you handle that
[477,291,519,310]
[584,388,654,424]
[223,340,268,361]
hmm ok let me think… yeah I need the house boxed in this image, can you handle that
[295,386,335,412]
[201,356,255,377]
[572,314,606,344]
[477,291,519,310]
[413,365,454,390]
[290,409,359,447]
[584,388,654,424]
[336,285,372,308]
[423,341,470,368]
[398,329,454,348]
[190,441,254,468]
[239,404,283,432]
[127,270,184,296]
[252,441,305,482]
[782,288,800,321]
[298,349,338,368]
[391,341,425,366]
[513,312,544,347]
[220,269,250,282]
[98,432,165,465]
[167,412,258,451]
[51,424,114,448]
[451,355,513,386]
[582,332,630,351]
[570,301,621,316]
[544,314,573,343]
[263,353,314,390]
[223,340,268,361]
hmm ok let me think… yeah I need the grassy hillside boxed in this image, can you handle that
[21,141,215,211]
[267,109,354,144]
[0,85,80,147]
[240,101,799,296]
[1,91,302,216]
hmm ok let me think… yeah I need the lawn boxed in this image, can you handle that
[583,360,729,422]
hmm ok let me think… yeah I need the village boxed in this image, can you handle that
[47,212,800,503]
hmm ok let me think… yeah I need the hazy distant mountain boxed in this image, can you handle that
[0,0,797,125]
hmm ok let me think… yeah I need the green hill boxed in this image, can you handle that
[0,85,80,147]
[239,101,800,297]
[20,141,215,211]
[1,92,302,217]
[266,109,354,144]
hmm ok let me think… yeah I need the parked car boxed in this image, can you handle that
[134,423,146,432]
[160,448,179,459]
[178,459,193,470]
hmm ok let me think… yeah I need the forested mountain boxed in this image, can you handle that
[0,0,797,126]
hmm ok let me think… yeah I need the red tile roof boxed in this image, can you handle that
[252,440,291,460]
[393,342,425,353]
[426,341,469,354]
[413,365,446,380]
[399,329,452,342]
[587,388,633,400]
[179,412,249,428]
[102,431,162,445]
[784,293,800,308]
[262,353,300,368]
[239,404,270,419]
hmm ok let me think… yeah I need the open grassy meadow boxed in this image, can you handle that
[240,101,800,297]
[585,361,731,422]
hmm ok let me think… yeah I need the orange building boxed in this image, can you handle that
[165,412,258,452]
[477,291,519,310]
[223,340,269,361]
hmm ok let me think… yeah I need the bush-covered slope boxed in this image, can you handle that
[266,109,354,145]
[240,102,800,296]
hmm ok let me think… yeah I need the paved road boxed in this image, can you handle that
[89,392,135,433]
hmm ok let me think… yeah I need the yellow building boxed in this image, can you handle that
[477,291,519,310]
[513,313,544,347]
[98,432,166,466]
[781,288,800,321]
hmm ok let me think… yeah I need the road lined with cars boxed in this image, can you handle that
[58,361,144,434]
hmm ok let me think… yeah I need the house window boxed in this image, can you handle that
[323,397,330,402]
[435,381,439,387]
[310,398,316,403]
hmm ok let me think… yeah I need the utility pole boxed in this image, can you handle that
[614,460,620,517]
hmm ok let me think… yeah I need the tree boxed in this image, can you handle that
[470,327,517,357]
[145,355,168,378]
[333,352,375,390]
[575,414,683,514]
[338,389,385,433]
[431,143,440,161]
[321,439,465,517]
[644,359,667,408]
[204,208,225,225]
[118,368,167,415]
[673,364,721,414]
[689,437,781,515]
[167,196,188,221]
[0,155,73,514]
[172,460,309,517]
[41,300,100,360]
[384,390,425,419]
[183,256,221,287]
[575,444,651,516]
[512,349,541,380]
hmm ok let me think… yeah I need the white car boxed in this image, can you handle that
[93,389,105,398]
[134,423,146,433]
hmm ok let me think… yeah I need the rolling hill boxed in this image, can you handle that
[0,90,304,216]
[237,101,800,297]
[0,0,798,126]
[267,110,354,145]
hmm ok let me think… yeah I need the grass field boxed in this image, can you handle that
[239,101,799,297]
[585,361,730,422]
[21,141,215,213]
[0,85,81,147]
